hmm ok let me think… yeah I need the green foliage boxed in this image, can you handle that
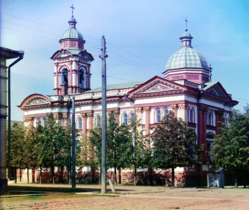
[151,111,202,169]
[212,109,249,172]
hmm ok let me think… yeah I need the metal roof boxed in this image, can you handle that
[62,28,83,40]
[203,81,218,91]
[87,80,145,93]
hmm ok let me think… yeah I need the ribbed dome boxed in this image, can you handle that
[165,47,209,70]
[62,28,84,40]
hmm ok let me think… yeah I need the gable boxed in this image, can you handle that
[204,82,230,100]
[128,76,186,98]
[25,97,49,106]
[18,94,52,110]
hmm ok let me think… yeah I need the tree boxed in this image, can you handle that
[123,115,151,186]
[151,111,202,187]
[211,109,249,188]
[6,123,25,182]
[38,114,72,184]
[79,133,100,183]
[90,112,132,185]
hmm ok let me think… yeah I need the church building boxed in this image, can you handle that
[18,11,238,186]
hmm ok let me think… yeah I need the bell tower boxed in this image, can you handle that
[51,5,94,95]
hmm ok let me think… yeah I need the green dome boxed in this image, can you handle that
[180,31,192,38]
[62,28,84,40]
[165,47,209,70]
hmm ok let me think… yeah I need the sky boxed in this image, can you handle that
[1,0,249,121]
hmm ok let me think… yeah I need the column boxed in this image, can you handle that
[202,107,208,160]
[54,114,62,125]
[62,114,68,126]
[198,107,204,160]
[215,111,224,136]
[170,104,178,118]
[134,107,143,132]
[143,106,151,149]
[24,117,34,127]
[81,113,88,134]
[69,61,73,93]
[55,63,59,95]
[113,110,120,125]
[87,112,93,131]
[178,103,188,121]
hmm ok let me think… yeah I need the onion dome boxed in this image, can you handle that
[163,20,212,84]
[61,17,84,40]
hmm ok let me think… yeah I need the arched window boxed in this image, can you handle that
[78,117,82,129]
[164,108,169,116]
[156,109,161,123]
[78,69,85,89]
[130,112,135,122]
[190,109,194,123]
[206,112,209,125]
[96,115,101,127]
[37,119,41,127]
[61,68,68,85]
[43,118,46,126]
[123,113,128,125]
[187,108,190,122]
[61,118,64,126]
[209,113,213,126]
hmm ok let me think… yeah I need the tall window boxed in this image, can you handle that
[156,109,161,123]
[187,109,190,122]
[78,117,82,129]
[209,113,213,126]
[164,108,169,116]
[37,119,41,126]
[61,68,68,85]
[206,112,209,125]
[190,110,194,123]
[130,112,135,122]
[96,115,101,127]
[123,113,128,125]
[79,69,85,89]
[43,118,46,126]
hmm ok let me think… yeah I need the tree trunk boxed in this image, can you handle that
[172,167,175,187]
[235,170,239,188]
[99,168,101,185]
[114,166,117,185]
[92,168,95,184]
[68,165,72,184]
[40,165,42,184]
[244,169,246,188]
[134,165,137,186]
[14,168,17,183]
[52,166,55,184]
[27,168,29,184]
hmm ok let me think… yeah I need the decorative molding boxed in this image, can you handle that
[87,112,93,118]
[170,104,178,110]
[178,103,188,110]
[113,110,120,116]
[107,111,113,116]
[54,114,62,120]
[62,114,68,120]
[199,106,208,112]
[24,117,34,122]
[143,106,151,112]
[135,107,143,113]
[81,113,88,119]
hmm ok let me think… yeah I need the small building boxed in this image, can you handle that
[18,11,238,186]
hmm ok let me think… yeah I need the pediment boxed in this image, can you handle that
[204,82,230,100]
[206,87,224,98]
[25,97,49,106]
[128,76,184,98]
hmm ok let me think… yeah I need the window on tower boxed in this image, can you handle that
[79,69,85,88]
[79,43,83,48]
[70,42,76,47]
[61,68,68,85]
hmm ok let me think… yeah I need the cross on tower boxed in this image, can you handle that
[185,18,188,31]
[70,4,75,17]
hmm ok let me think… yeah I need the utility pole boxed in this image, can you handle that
[67,98,72,184]
[71,96,76,189]
[99,36,108,194]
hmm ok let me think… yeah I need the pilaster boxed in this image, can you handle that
[81,113,88,134]
[170,104,178,118]
[87,112,94,130]
[178,103,188,121]
[143,106,151,149]
[135,107,143,132]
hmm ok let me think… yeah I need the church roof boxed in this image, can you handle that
[87,80,145,93]
[62,28,84,40]
[203,81,219,91]
[165,46,209,70]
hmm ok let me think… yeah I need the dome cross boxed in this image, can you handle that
[70,4,75,17]
[185,18,188,31]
